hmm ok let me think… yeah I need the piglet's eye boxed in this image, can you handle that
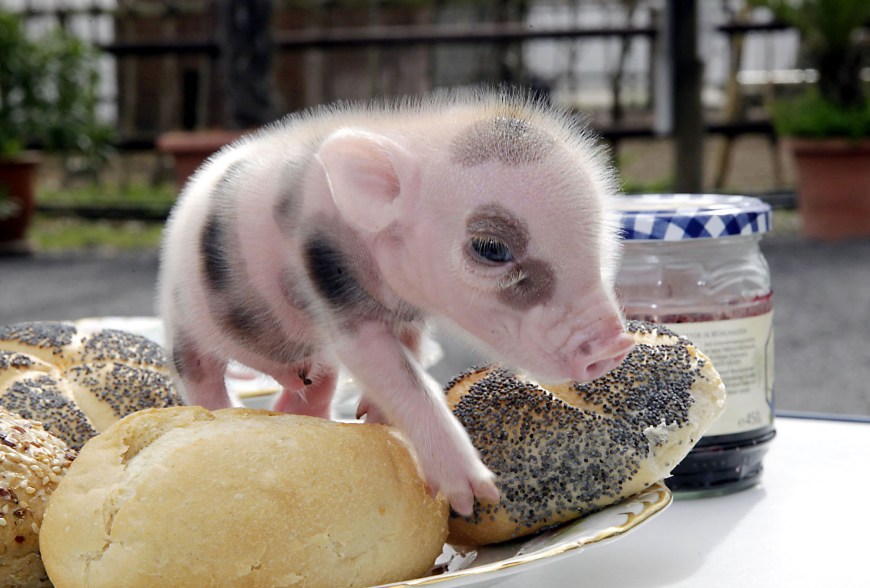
[470,235,514,264]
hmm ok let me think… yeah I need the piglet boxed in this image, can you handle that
[157,89,635,515]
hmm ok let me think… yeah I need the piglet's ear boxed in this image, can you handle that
[315,129,416,233]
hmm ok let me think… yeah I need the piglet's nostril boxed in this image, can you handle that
[584,358,615,381]
[581,352,627,382]
[570,332,635,382]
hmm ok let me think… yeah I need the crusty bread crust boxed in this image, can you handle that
[39,407,449,588]
[445,321,726,545]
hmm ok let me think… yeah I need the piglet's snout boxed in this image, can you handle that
[566,322,635,383]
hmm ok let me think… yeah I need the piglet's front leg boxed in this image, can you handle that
[333,321,499,516]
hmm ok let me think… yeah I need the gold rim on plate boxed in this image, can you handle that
[383,481,672,587]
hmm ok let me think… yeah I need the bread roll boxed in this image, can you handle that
[0,322,184,450]
[445,320,726,545]
[39,406,448,588]
[0,407,77,588]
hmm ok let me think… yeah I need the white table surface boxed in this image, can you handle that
[494,416,870,587]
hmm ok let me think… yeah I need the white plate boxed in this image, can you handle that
[382,482,671,587]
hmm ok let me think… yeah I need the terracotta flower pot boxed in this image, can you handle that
[157,130,247,190]
[787,138,870,240]
[0,152,41,254]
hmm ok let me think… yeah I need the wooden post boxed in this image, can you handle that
[658,0,704,193]
[217,0,276,129]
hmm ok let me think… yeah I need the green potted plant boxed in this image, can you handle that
[752,0,870,239]
[0,9,111,253]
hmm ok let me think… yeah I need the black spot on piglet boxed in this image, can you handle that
[199,161,244,293]
[200,215,232,292]
[303,235,364,310]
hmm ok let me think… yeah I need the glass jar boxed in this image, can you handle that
[615,194,775,497]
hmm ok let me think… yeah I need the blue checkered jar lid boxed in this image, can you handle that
[616,194,772,241]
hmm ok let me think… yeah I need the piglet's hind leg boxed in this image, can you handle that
[272,367,337,419]
[171,341,234,409]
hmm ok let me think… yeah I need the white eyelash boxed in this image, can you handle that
[497,267,526,290]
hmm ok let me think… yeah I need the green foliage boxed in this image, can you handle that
[0,10,112,162]
[38,182,177,213]
[31,217,165,251]
[772,90,870,139]
[751,0,870,136]
[31,182,174,251]
[620,176,673,195]
[755,0,869,54]
[0,11,35,156]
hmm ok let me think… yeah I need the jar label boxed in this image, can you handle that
[665,312,774,436]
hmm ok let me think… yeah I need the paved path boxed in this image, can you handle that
[2,234,869,417]
[761,235,870,417]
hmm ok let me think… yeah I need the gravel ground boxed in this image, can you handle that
[762,234,870,417]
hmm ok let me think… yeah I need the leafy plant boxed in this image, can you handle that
[0,10,36,156]
[0,9,112,163]
[751,0,870,137]
[771,89,870,139]
[38,182,177,214]
[30,217,165,251]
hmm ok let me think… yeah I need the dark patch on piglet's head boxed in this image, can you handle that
[450,117,556,167]
[466,204,530,260]
[464,203,556,310]
[497,258,557,310]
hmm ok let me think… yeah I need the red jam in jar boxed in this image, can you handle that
[615,194,775,497]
